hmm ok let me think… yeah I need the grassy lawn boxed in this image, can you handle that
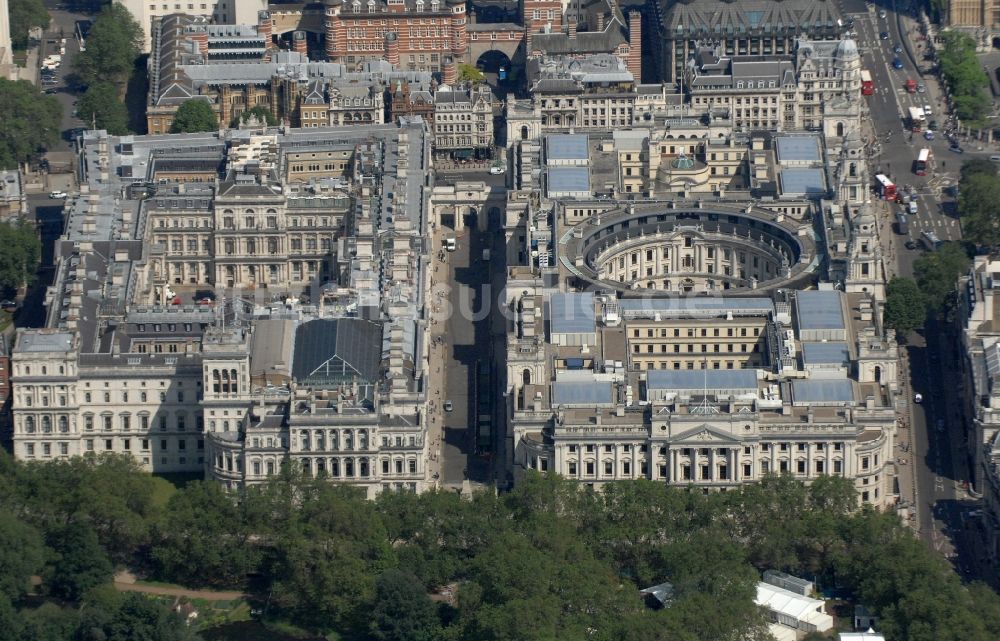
[150,471,203,508]
[0,310,12,333]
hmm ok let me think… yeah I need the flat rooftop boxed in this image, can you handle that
[546,134,590,163]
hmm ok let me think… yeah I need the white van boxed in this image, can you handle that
[444,236,456,251]
[908,200,918,214]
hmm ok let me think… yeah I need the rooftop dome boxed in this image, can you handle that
[836,39,859,58]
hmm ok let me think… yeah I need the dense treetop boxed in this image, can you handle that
[0,453,998,641]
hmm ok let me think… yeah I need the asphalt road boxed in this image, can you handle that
[438,217,496,486]
[849,1,990,583]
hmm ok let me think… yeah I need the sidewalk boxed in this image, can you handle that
[113,571,245,602]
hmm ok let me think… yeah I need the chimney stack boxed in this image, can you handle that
[627,11,642,82]
[442,56,457,85]
[293,31,308,58]
[597,13,605,32]
[257,10,272,43]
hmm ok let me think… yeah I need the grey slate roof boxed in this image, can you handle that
[647,369,758,391]
[660,0,844,38]
[291,318,384,385]
[791,378,855,404]
[796,291,845,330]
[546,134,590,162]
[801,342,850,366]
[551,380,614,406]
[550,292,597,335]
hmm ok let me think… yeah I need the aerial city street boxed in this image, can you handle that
[0,0,999,639]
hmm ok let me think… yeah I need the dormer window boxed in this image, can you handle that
[352,0,360,11]
[367,0,375,13]
[416,0,424,10]
[431,0,439,9]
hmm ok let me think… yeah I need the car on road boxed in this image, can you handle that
[489,165,505,175]
[879,9,887,18]
[892,58,904,69]
[48,190,67,199]
[914,393,923,403]
[880,31,889,40]
[905,239,917,250]
[894,45,903,54]
[924,130,935,140]
[917,82,926,93]
[928,120,938,130]
[444,400,454,412]
[949,145,965,154]
[0,300,17,311]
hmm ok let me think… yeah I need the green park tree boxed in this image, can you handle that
[960,165,1000,248]
[153,481,260,588]
[8,0,50,50]
[45,524,114,602]
[938,31,991,122]
[170,99,218,133]
[233,105,278,128]
[0,513,46,602]
[0,78,62,169]
[73,3,142,87]
[0,218,41,292]
[457,63,486,85]
[370,570,441,641]
[77,82,130,135]
[914,241,972,310]
[960,157,997,183]
[884,276,927,335]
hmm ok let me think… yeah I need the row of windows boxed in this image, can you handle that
[563,459,845,478]
[565,443,845,455]
[631,326,760,339]
[632,343,758,354]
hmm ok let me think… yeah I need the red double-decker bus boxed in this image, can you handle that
[875,174,897,200]
[861,70,874,96]
[914,148,932,176]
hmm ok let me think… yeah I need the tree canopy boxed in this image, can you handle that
[938,31,991,123]
[884,276,926,336]
[457,63,486,85]
[0,218,41,292]
[8,0,50,50]
[914,241,972,311]
[1,453,999,641]
[960,158,1000,248]
[73,3,142,87]
[170,99,218,133]
[0,78,63,169]
[77,82,130,135]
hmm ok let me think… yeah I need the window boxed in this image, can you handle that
[160,439,168,450]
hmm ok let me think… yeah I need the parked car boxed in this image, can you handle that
[0,300,17,311]
[928,120,938,130]
[949,145,965,154]
[914,393,923,403]
[905,239,917,250]
[924,130,934,140]
[48,190,67,199]
[444,400,454,412]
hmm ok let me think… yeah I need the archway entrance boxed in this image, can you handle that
[475,50,514,87]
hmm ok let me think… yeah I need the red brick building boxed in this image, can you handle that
[323,0,468,72]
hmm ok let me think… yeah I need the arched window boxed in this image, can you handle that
[42,416,52,432]
[522,369,531,386]
[836,122,845,137]
[359,431,368,449]
[24,416,35,432]
[58,416,68,432]
[345,432,354,450]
